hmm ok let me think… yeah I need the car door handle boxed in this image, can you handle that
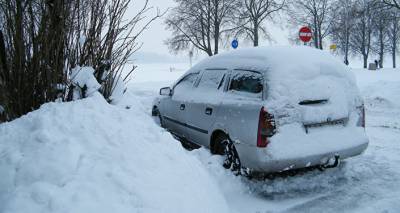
[205,107,213,115]
[180,104,185,110]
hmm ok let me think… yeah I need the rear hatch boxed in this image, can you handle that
[269,78,351,132]
[299,98,348,133]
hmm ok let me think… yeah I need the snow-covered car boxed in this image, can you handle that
[152,46,369,174]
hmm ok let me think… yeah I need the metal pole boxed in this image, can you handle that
[189,50,193,68]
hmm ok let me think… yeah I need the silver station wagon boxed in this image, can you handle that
[152,46,369,174]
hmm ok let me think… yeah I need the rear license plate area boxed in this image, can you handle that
[303,118,347,134]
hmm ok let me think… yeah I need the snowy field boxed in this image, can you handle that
[0,62,399,213]
[127,64,400,212]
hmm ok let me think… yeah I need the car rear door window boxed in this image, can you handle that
[197,70,226,91]
[229,70,263,95]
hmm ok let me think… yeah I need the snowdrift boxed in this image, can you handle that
[362,81,400,109]
[0,93,228,213]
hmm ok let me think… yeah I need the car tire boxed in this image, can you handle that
[158,113,165,128]
[151,106,159,116]
[213,134,242,175]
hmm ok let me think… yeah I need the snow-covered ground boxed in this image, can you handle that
[0,88,228,212]
[1,61,399,213]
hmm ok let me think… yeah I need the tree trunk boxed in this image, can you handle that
[313,26,319,48]
[344,53,349,65]
[213,2,219,55]
[254,22,259,47]
[363,54,368,69]
[318,27,323,49]
[392,20,397,68]
[0,30,7,121]
[207,48,213,56]
[393,49,396,68]
[214,30,219,55]
[0,30,7,76]
[344,32,350,65]
[14,0,25,116]
[379,29,384,68]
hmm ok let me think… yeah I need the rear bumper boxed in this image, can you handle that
[236,126,369,173]
[247,142,368,173]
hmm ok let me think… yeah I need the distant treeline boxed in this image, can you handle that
[165,0,400,68]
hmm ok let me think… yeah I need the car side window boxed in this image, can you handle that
[174,73,199,95]
[197,70,226,91]
[229,70,263,95]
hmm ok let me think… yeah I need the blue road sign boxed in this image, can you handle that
[231,39,239,49]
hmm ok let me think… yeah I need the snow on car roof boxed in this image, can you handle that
[189,46,349,76]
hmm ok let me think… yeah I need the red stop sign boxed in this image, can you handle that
[299,27,312,43]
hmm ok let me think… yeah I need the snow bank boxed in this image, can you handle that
[0,94,228,213]
[362,81,400,109]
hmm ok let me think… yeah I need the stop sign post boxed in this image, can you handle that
[299,26,312,44]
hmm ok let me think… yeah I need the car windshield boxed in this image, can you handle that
[173,73,199,96]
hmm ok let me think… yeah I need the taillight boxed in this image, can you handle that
[257,107,276,148]
[356,104,365,128]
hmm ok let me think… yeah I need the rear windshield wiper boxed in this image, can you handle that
[299,99,328,105]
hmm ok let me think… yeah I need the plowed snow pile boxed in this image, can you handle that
[0,93,228,213]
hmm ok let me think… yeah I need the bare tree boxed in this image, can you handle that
[66,0,163,102]
[236,0,285,46]
[387,9,400,68]
[383,0,400,9]
[350,0,375,68]
[165,0,238,56]
[330,0,357,65]
[0,0,70,121]
[371,2,391,68]
[288,0,334,49]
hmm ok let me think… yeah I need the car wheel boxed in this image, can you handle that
[151,106,159,116]
[158,113,165,128]
[214,134,242,175]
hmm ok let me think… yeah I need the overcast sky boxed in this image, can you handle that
[129,0,290,60]
[128,0,176,55]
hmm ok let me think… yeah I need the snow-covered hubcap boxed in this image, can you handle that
[222,139,241,175]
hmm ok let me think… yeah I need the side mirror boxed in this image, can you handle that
[160,87,172,96]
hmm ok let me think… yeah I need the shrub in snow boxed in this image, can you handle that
[0,104,4,121]
[107,75,127,104]
[0,94,229,213]
[69,66,101,100]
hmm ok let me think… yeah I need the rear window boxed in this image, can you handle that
[229,71,263,94]
[197,70,226,90]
